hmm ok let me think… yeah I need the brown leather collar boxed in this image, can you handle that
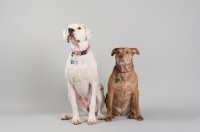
[115,64,134,73]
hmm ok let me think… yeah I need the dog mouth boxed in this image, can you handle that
[119,58,124,62]
[67,34,80,43]
[117,58,131,65]
[119,58,125,63]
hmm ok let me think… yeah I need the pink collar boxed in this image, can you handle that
[71,45,90,56]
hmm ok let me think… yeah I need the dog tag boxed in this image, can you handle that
[115,77,120,83]
[71,58,76,64]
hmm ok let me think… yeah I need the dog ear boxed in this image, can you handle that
[132,48,140,55]
[84,25,93,40]
[111,48,118,56]
[62,28,68,40]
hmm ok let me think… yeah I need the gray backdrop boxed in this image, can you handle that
[0,0,200,132]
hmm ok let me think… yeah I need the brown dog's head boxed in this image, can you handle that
[111,47,139,65]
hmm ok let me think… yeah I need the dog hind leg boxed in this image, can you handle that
[61,90,88,120]
[96,87,105,120]
[61,113,73,120]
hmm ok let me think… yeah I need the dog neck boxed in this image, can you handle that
[70,41,89,51]
[71,45,90,56]
[115,62,134,73]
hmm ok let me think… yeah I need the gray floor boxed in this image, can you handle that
[1,107,200,132]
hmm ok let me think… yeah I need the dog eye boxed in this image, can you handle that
[126,51,128,54]
[78,27,81,30]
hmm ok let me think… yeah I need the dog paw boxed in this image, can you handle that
[136,116,144,121]
[104,117,112,122]
[87,116,96,125]
[97,114,105,120]
[72,117,81,125]
[128,113,135,119]
[61,114,72,120]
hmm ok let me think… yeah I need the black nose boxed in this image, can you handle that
[68,28,74,34]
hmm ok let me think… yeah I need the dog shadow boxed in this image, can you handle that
[100,109,200,123]
[141,108,200,122]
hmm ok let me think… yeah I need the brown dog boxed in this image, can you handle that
[105,47,144,122]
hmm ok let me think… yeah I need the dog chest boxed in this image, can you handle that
[114,84,133,97]
[67,64,90,80]
[74,81,92,98]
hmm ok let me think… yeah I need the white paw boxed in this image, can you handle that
[72,117,81,125]
[97,114,105,120]
[61,114,72,120]
[87,115,96,125]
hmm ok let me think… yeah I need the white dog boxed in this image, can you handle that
[61,24,105,125]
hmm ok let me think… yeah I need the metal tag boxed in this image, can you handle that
[71,58,76,64]
[115,77,120,83]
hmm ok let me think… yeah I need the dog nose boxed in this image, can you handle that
[68,28,74,34]
[119,55,123,58]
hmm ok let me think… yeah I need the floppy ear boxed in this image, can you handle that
[62,28,68,40]
[111,48,118,56]
[84,25,93,40]
[132,48,140,55]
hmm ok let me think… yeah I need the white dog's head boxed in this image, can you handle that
[63,24,93,44]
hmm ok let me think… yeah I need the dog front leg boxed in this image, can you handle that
[133,89,144,121]
[68,82,81,125]
[105,89,114,122]
[87,82,98,125]
[129,93,136,119]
